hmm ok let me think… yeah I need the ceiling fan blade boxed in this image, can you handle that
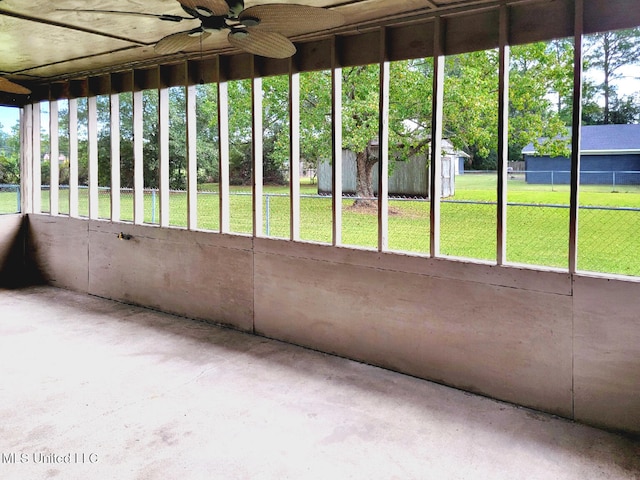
[56,9,192,22]
[228,30,296,59]
[155,31,212,54]
[176,0,229,17]
[0,78,31,95]
[239,4,345,37]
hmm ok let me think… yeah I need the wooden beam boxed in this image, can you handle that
[252,62,264,237]
[430,17,445,257]
[20,105,33,215]
[186,81,198,230]
[289,61,301,241]
[331,39,343,247]
[378,27,390,252]
[133,89,144,224]
[87,96,99,220]
[32,103,41,215]
[49,99,59,216]
[218,58,231,234]
[69,99,79,218]
[159,85,170,227]
[497,5,509,265]
[569,0,584,274]
[110,94,121,222]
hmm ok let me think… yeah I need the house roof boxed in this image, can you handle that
[522,124,640,155]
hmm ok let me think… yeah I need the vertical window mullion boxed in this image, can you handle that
[110,93,121,222]
[159,85,170,227]
[88,96,99,220]
[430,17,445,257]
[133,88,144,225]
[497,6,510,265]
[252,67,264,237]
[332,41,343,247]
[378,27,390,252]
[186,82,198,230]
[569,0,584,274]
[32,103,41,214]
[49,99,60,216]
[218,70,230,234]
[20,105,33,214]
[68,98,79,218]
[289,64,301,241]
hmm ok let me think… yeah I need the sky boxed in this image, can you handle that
[0,106,19,134]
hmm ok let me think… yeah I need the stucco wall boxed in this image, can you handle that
[24,214,640,435]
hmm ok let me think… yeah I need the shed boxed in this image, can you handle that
[522,124,640,185]
[317,139,468,198]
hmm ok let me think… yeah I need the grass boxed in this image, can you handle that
[1,175,639,276]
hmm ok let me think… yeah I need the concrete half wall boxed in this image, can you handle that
[24,214,640,435]
[0,214,41,287]
[0,215,24,286]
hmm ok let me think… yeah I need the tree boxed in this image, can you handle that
[194,84,220,184]
[509,41,574,159]
[294,63,435,207]
[444,50,498,168]
[0,122,20,184]
[2,39,578,199]
[585,28,640,124]
[289,45,574,204]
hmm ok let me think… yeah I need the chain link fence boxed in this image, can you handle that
[16,175,640,277]
[0,184,20,214]
[509,170,640,192]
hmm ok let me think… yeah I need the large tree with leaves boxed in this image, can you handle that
[291,62,435,206]
[584,27,640,124]
[289,44,573,204]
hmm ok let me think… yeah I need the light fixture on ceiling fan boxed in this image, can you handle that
[58,0,345,58]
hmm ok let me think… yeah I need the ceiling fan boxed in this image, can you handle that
[0,77,31,95]
[58,0,345,59]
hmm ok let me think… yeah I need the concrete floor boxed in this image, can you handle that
[0,287,638,480]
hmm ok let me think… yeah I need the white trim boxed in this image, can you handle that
[252,73,263,237]
[69,99,79,218]
[87,96,99,220]
[49,99,59,216]
[430,17,444,258]
[133,89,144,225]
[186,83,198,230]
[568,0,584,274]
[331,41,343,247]
[378,27,389,252]
[289,67,301,241]
[218,78,230,234]
[32,103,41,215]
[110,94,121,222]
[159,86,170,227]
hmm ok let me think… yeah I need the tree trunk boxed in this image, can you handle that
[354,149,377,208]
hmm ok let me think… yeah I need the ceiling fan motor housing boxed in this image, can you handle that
[201,15,229,31]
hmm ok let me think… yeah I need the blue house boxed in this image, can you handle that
[522,124,640,185]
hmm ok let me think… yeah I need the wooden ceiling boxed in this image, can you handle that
[0,0,479,85]
[1,0,639,102]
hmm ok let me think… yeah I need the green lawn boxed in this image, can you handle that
[1,175,638,277]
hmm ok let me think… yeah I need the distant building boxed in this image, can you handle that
[522,124,640,185]
[317,139,469,198]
